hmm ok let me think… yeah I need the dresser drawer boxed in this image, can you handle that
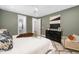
[45,30,62,43]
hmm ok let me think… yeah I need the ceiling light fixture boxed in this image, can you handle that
[34,7,39,17]
[35,7,39,12]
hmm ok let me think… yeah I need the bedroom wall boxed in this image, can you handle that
[0,9,32,35]
[0,10,1,28]
[27,16,32,33]
[41,6,79,36]
[0,10,18,35]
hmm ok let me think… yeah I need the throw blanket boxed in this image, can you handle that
[0,29,13,51]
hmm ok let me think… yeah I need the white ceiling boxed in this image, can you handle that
[0,5,76,17]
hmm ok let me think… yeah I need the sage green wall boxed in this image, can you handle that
[41,16,50,35]
[41,6,79,36]
[0,10,18,35]
[0,9,2,28]
[27,16,32,33]
[0,10,32,35]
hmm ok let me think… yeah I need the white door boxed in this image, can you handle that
[18,15,27,34]
[32,18,41,36]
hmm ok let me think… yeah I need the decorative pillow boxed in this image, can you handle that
[17,33,33,38]
[68,34,76,40]
[0,29,13,51]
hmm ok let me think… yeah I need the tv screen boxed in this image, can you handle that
[50,24,60,29]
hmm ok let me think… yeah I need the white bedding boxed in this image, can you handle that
[0,36,55,54]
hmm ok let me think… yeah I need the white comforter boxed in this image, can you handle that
[0,36,55,54]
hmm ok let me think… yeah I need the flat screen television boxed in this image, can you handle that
[50,24,60,29]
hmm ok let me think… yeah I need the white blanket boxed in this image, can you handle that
[0,36,55,54]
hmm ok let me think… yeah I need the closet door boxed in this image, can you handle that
[18,15,27,34]
[32,18,41,36]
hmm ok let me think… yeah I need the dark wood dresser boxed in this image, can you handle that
[45,30,62,43]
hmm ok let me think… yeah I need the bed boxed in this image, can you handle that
[0,35,55,54]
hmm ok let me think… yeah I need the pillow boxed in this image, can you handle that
[0,29,13,51]
[17,33,33,38]
[3,30,12,38]
[68,34,76,40]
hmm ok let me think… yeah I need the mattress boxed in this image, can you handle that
[0,36,55,54]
